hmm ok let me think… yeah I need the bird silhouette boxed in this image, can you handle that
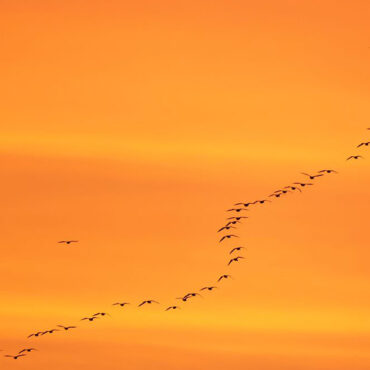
[219,234,239,242]
[347,155,364,160]
[301,172,323,179]
[234,202,254,207]
[4,354,26,359]
[254,199,271,204]
[226,216,248,221]
[284,185,302,192]
[229,246,246,254]
[165,306,180,311]
[138,300,159,307]
[218,225,236,232]
[58,240,78,245]
[228,256,245,265]
[57,325,76,331]
[81,316,99,322]
[41,329,59,335]
[27,332,43,338]
[200,286,218,291]
[293,182,313,187]
[92,312,111,317]
[269,192,282,198]
[226,208,248,212]
[318,169,338,174]
[217,274,232,282]
[18,348,37,354]
[357,142,370,147]
[177,293,202,302]
[176,295,191,302]
[113,302,130,307]
[225,220,241,226]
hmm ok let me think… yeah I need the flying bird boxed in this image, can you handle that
[165,306,180,311]
[301,172,323,179]
[284,186,302,192]
[27,332,43,338]
[92,312,111,317]
[57,325,77,331]
[318,169,338,174]
[41,329,59,335]
[293,182,313,187]
[346,155,364,160]
[177,293,202,302]
[254,199,271,204]
[226,216,248,221]
[357,142,370,147]
[217,274,233,282]
[4,354,26,359]
[138,300,159,307]
[200,286,218,291]
[176,295,191,302]
[269,192,282,198]
[81,316,99,322]
[218,225,236,232]
[219,234,239,242]
[229,246,246,254]
[234,202,254,207]
[226,208,248,212]
[225,220,241,226]
[18,348,37,354]
[58,240,78,245]
[228,256,245,265]
[113,302,130,307]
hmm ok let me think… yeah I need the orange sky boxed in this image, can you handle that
[1,1,369,369]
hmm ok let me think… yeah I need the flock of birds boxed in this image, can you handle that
[2,129,368,360]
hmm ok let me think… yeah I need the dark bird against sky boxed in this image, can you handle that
[219,234,239,242]
[138,300,159,307]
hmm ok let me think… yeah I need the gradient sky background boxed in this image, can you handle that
[1,0,369,369]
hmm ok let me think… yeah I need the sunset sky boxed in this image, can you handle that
[1,1,369,369]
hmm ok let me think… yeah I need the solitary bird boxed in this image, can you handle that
[165,306,180,311]
[18,348,37,354]
[113,302,130,307]
[200,286,218,291]
[230,246,246,254]
[58,240,78,245]
[81,316,99,322]
[27,332,43,338]
[347,155,364,160]
[228,256,245,265]
[57,325,77,331]
[4,354,26,360]
[218,225,236,232]
[138,300,159,307]
[301,172,323,179]
[318,169,338,174]
[357,142,370,147]
[219,234,239,242]
[217,274,233,282]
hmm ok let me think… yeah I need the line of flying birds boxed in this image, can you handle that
[3,131,368,360]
